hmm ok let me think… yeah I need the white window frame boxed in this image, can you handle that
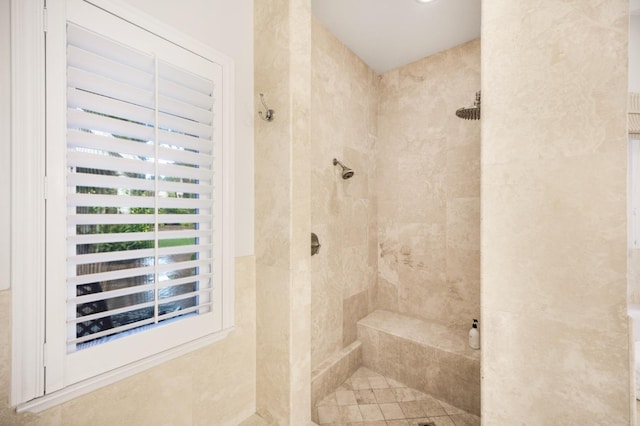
[630,137,640,249]
[11,0,235,412]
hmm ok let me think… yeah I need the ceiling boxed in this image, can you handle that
[311,0,481,74]
[312,0,640,75]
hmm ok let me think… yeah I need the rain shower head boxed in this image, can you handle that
[456,91,481,120]
[333,158,354,179]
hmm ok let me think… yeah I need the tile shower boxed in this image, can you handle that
[310,14,481,423]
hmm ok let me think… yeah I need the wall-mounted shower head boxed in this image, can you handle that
[333,158,354,179]
[455,91,481,120]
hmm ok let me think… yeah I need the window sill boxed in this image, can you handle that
[16,326,234,414]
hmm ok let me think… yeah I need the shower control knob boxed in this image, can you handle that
[311,233,321,256]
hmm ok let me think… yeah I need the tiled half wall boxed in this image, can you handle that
[311,341,363,424]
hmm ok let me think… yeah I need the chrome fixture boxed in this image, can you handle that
[311,233,321,256]
[333,158,354,179]
[258,93,274,121]
[455,91,481,120]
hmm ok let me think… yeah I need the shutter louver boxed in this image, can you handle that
[66,24,216,351]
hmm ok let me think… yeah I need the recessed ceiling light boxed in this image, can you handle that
[415,0,436,3]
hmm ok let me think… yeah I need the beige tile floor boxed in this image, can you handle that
[314,367,480,426]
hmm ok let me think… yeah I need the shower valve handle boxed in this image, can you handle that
[311,233,321,256]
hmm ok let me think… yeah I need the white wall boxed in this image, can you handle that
[631,14,640,92]
[0,0,10,290]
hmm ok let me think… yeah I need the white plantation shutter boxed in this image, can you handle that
[42,0,232,394]
[66,24,218,349]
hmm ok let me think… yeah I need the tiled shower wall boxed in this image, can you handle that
[376,40,481,334]
[310,18,378,370]
[311,22,481,370]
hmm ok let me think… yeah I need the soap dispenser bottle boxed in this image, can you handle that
[469,319,480,350]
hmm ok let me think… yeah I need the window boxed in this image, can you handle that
[13,0,233,409]
[66,20,222,346]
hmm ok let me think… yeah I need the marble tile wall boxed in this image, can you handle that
[288,0,312,423]
[376,40,481,335]
[254,2,293,421]
[482,0,631,423]
[255,0,311,423]
[0,257,257,426]
[310,17,378,370]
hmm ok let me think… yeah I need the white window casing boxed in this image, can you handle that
[12,0,234,411]
[630,93,640,249]
[0,0,11,292]
[11,0,47,407]
[630,138,640,249]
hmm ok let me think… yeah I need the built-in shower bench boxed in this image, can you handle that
[357,310,480,416]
